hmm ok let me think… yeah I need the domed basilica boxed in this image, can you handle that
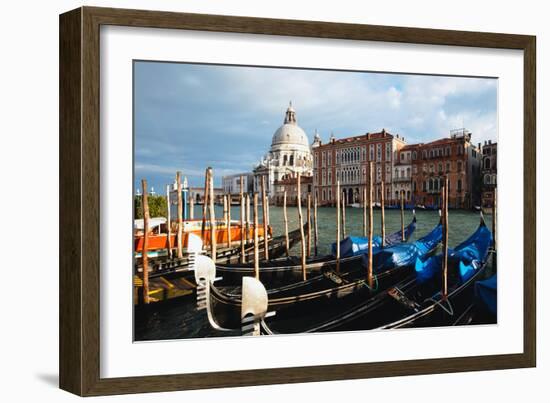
[253,102,313,196]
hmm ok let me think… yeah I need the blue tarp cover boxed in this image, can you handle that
[363,222,442,272]
[331,217,417,258]
[415,223,492,284]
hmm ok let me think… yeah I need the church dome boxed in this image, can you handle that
[270,102,310,151]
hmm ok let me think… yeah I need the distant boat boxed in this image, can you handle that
[134,218,271,257]
[350,202,361,208]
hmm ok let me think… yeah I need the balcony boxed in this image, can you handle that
[393,176,412,183]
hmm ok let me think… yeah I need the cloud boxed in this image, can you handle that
[134,62,497,192]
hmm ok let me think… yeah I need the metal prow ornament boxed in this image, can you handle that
[241,277,270,336]
[188,234,232,332]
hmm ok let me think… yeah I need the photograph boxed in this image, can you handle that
[132,61,498,341]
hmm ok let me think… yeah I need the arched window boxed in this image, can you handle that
[484,174,491,184]
[492,174,497,185]
[289,155,294,166]
[407,191,411,200]
[283,155,288,166]
[457,179,463,192]
[484,158,491,169]
[429,178,433,191]
[438,163,443,172]
[412,151,417,160]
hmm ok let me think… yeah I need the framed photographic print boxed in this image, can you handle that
[59,6,536,396]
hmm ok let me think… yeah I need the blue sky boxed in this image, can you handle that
[134,61,497,192]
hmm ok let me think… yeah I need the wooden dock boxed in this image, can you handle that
[134,273,195,304]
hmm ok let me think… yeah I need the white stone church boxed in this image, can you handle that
[253,102,314,197]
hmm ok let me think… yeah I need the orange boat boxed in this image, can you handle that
[134,218,271,253]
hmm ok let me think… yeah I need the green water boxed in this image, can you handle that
[191,205,493,255]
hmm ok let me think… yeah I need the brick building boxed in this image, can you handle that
[480,140,497,208]
[312,129,406,206]
[411,129,481,209]
[393,144,420,204]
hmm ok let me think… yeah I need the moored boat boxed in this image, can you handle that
[207,219,440,331]
[259,214,491,335]
[215,215,417,286]
[332,213,417,258]
[134,218,271,256]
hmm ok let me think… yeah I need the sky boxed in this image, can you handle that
[134,61,497,192]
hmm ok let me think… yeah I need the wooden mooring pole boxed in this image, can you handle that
[223,194,228,247]
[165,184,172,259]
[141,179,150,304]
[381,181,386,247]
[176,171,183,259]
[283,190,290,257]
[313,193,318,256]
[253,192,259,279]
[442,177,449,301]
[189,194,194,220]
[341,191,346,239]
[201,168,210,242]
[261,175,269,261]
[307,193,312,257]
[363,186,367,237]
[208,168,216,263]
[400,189,405,241]
[336,180,341,274]
[297,173,306,280]
[367,162,374,289]
[240,176,246,263]
[226,194,232,249]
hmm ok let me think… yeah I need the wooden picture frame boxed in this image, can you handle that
[59,6,536,396]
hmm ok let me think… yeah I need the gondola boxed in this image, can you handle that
[260,214,492,335]
[144,224,306,280]
[332,214,417,258]
[215,214,417,286]
[207,219,441,330]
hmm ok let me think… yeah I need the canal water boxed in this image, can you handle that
[192,205,493,254]
[134,207,493,341]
